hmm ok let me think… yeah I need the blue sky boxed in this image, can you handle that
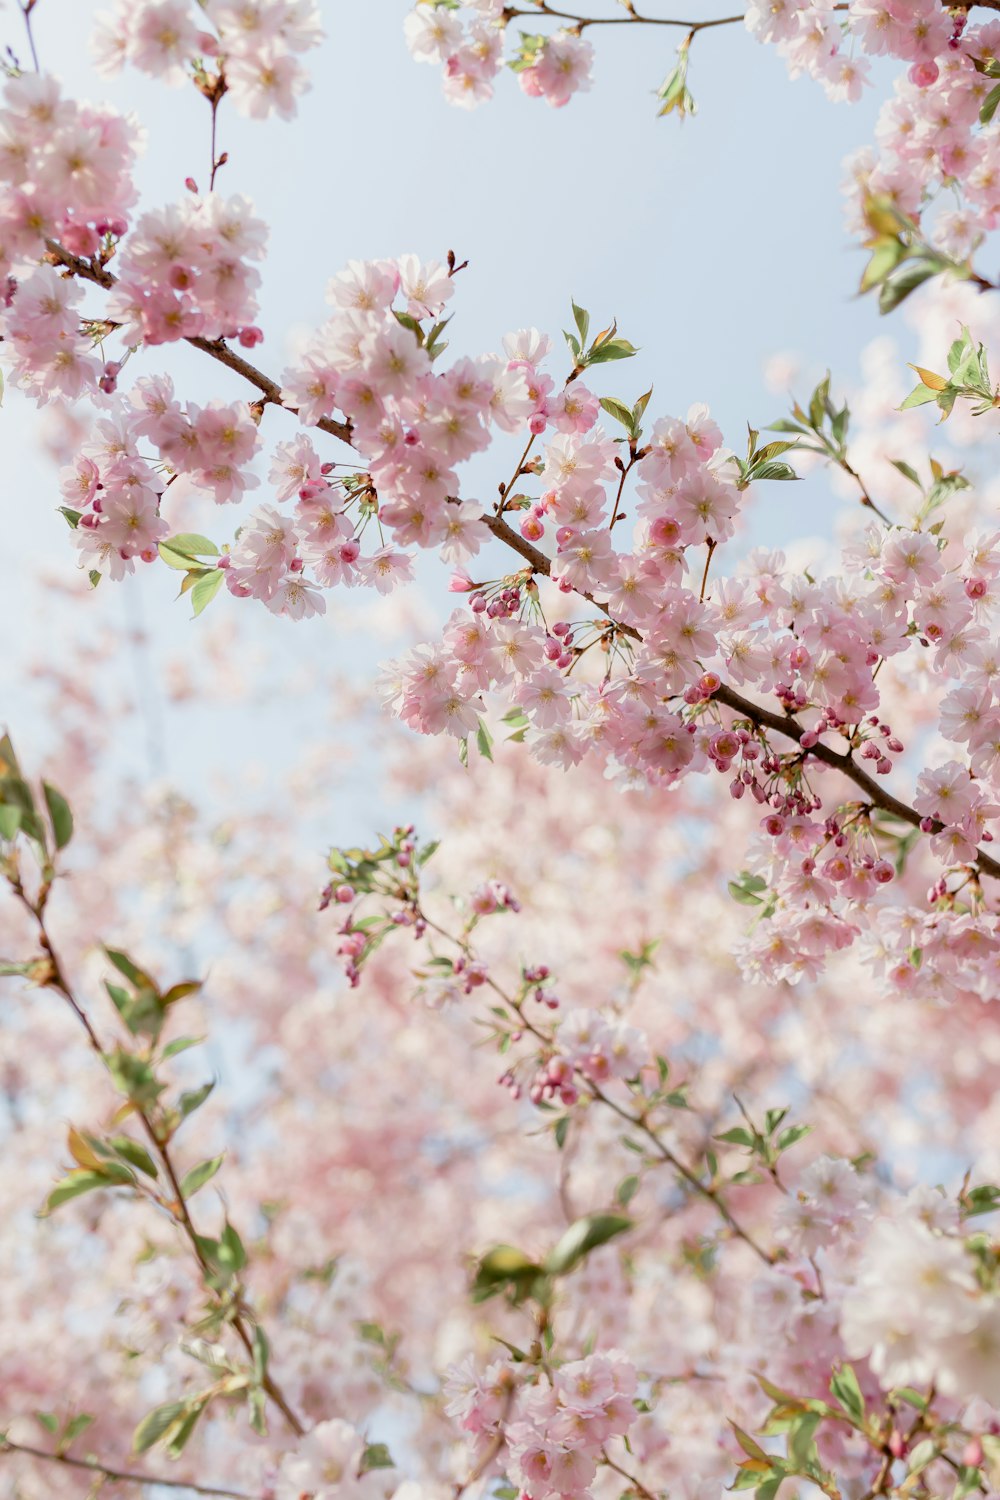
[4,0,900,836]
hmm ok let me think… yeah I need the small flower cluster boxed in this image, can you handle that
[92,0,323,121]
[841,1201,1000,1406]
[58,377,266,578]
[106,192,267,347]
[0,72,136,280]
[404,4,594,110]
[274,1418,393,1500]
[445,1351,638,1500]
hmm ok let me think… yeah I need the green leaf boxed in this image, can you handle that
[104,947,157,991]
[599,396,636,434]
[889,459,921,486]
[963,1182,1000,1217]
[475,717,494,763]
[554,1117,569,1150]
[728,877,765,907]
[40,1168,131,1216]
[656,44,695,119]
[907,1438,939,1475]
[60,1414,94,1449]
[162,1035,204,1060]
[859,236,906,294]
[544,1213,632,1275]
[180,1154,224,1199]
[900,383,941,411]
[42,782,73,850]
[35,1413,59,1434]
[158,534,219,570]
[982,82,1000,124]
[191,568,224,617]
[878,257,941,314]
[585,338,639,365]
[729,1423,769,1462]
[471,1244,542,1304]
[133,1401,189,1455]
[392,308,424,341]
[788,1411,821,1467]
[218,1220,247,1272]
[58,506,82,529]
[110,1137,158,1178]
[161,981,202,1006]
[617,1174,640,1207]
[164,1404,205,1460]
[361,1443,395,1473]
[571,300,590,347]
[632,387,653,428]
[177,1080,215,1121]
[714,1126,754,1148]
[776,1123,812,1153]
[0,805,22,840]
[749,460,800,483]
[830,1364,865,1425]
[252,1325,269,1385]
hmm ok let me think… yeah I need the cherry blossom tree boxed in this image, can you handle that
[5,2,1000,1499]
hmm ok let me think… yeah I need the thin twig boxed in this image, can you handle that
[14,891,305,1438]
[601,1449,659,1500]
[19,0,40,71]
[0,1439,252,1498]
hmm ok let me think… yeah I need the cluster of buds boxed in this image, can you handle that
[524,963,559,1010]
[683,671,723,708]
[857,716,905,777]
[470,582,525,620]
[809,811,895,886]
[544,622,577,670]
[453,954,489,993]
[526,1054,579,1108]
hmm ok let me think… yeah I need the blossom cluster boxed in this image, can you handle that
[404,2,595,110]
[403,0,1000,278]
[107,192,267,347]
[0,72,136,283]
[92,0,323,121]
[59,378,264,578]
[446,1351,638,1500]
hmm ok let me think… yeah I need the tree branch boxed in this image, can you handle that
[44,240,352,448]
[0,1438,251,1498]
[44,238,1000,885]
[13,890,305,1438]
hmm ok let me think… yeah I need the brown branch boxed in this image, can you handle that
[499,0,998,27]
[501,3,747,30]
[15,892,305,1438]
[0,1439,251,1498]
[44,240,352,448]
[587,1082,777,1265]
[43,239,1000,885]
[601,1449,660,1500]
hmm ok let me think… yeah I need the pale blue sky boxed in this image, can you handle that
[5,0,897,836]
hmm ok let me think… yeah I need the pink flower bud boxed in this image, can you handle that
[908,60,939,87]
